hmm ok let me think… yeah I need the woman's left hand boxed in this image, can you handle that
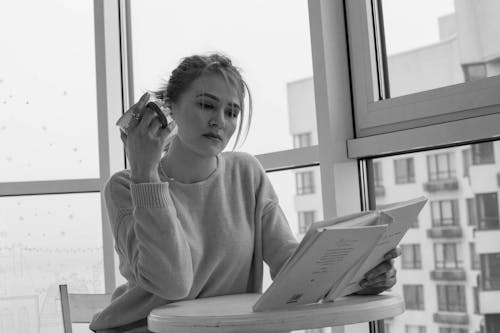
[355,247,401,295]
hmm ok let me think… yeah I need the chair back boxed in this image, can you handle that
[59,284,112,333]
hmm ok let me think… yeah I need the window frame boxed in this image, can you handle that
[394,157,415,184]
[401,244,422,269]
[345,0,500,140]
[403,284,425,310]
[436,285,467,312]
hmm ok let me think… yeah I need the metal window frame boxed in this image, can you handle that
[345,0,500,141]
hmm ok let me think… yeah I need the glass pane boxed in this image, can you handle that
[371,140,500,333]
[0,0,100,182]
[381,0,500,97]
[130,0,314,155]
[0,193,105,332]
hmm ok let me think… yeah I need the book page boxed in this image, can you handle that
[253,225,387,312]
[325,196,427,300]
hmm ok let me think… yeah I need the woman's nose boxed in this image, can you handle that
[210,109,226,128]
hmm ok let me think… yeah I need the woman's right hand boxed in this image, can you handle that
[120,93,173,183]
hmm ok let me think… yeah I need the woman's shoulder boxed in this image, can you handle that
[222,151,264,172]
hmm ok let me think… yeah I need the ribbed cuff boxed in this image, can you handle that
[130,182,171,208]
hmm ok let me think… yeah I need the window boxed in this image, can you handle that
[470,243,480,270]
[437,285,466,312]
[403,284,425,310]
[406,325,426,333]
[473,287,480,314]
[481,253,500,290]
[394,158,415,184]
[373,161,383,186]
[295,171,315,195]
[434,243,463,269]
[431,200,460,226]
[427,153,456,181]
[346,0,500,135]
[293,132,312,148]
[0,1,99,182]
[298,211,316,234]
[471,142,495,165]
[466,198,477,226]
[401,244,422,269]
[476,193,499,230]
[130,0,314,156]
[462,149,471,178]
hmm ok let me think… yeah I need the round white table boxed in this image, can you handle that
[148,292,404,333]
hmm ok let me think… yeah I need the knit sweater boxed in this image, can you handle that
[89,151,299,332]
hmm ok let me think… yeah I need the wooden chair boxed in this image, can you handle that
[59,284,112,333]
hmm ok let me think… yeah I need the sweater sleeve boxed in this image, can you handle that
[261,202,299,279]
[103,172,193,300]
[245,154,299,280]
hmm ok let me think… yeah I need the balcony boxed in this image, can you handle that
[433,312,469,325]
[430,269,466,281]
[423,178,459,193]
[480,290,500,314]
[426,226,462,238]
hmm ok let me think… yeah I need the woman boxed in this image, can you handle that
[90,53,399,332]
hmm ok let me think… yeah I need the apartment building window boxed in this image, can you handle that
[476,192,499,230]
[469,243,480,270]
[434,243,463,269]
[406,325,426,333]
[401,244,422,269]
[298,211,316,234]
[403,284,425,310]
[466,198,477,226]
[373,161,383,186]
[462,149,471,178]
[394,158,415,184]
[481,253,500,290]
[427,153,456,181]
[439,328,468,333]
[473,287,480,314]
[471,142,495,165]
[295,171,315,195]
[437,285,466,312]
[293,132,312,148]
[431,200,460,226]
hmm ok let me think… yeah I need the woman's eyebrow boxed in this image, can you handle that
[196,93,241,110]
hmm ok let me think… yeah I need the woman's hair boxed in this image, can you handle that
[152,53,253,150]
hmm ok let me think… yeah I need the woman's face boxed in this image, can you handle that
[170,74,241,157]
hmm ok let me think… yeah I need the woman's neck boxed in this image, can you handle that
[161,137,218,184]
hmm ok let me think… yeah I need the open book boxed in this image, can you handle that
[252,196,427,312]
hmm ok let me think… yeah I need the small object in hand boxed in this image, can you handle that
[116,93,174,134]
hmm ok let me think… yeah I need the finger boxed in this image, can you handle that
[363,276,397,289]
[137,92,150,109]
[361,268,397,288]
[136,108,158,131]
[384,247,401,260]
[120,130,127,145]
[159,121,176,140]
[365,260,394,280]
[148,117,163,135]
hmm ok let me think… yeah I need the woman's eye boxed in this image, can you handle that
[226,110,238,118]
[198,102,214,109]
